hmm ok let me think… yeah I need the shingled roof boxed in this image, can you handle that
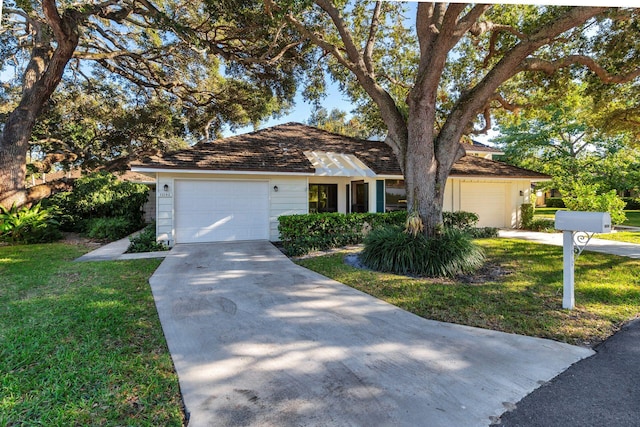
[132,122,547,179]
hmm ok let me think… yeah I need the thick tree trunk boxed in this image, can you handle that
[403,114,464,238]
[0,1,80,208]
[0,114,37,208]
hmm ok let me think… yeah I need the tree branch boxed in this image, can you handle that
[519,55,640,84]
[363,2,382,75]
[441,6,607,149]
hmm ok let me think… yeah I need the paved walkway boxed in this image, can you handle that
[498,229,640,259]
[74,233,171,262]
[149,242,593,427]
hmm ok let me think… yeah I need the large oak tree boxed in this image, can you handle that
[265,1,640,236]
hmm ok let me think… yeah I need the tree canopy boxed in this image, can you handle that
[263,1,640,235]
[0,0,309,206]
[494,80,640,198]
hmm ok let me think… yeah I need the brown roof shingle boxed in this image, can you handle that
[132,122,547,180]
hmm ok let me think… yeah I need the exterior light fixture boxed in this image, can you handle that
[273,185,279,192]
[163,184,169,192]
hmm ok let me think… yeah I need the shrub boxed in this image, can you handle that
[527,218,556,232]
[467,227,499,238]
[546,197,566,208]
[127,224,168,253]
[563,183,626,225]
[86,217,134,241]
[278,211,407,256]
[622,197,640,210]
[360,226,485,278]
[443,211,479,230]
[520,203,534,229]
[0,203,61,244]
[44,172,149,232]
[278,210,487,256]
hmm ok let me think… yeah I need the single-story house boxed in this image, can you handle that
[131,122,548,245]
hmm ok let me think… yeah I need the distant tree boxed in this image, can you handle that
[307,107,374,139]
[494,82,640,196]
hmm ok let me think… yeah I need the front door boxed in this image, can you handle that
[351,181,369,213]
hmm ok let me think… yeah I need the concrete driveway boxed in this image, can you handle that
[149,242,593,427]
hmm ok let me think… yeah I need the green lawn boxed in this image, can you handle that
[534,209,640,243]
[0,244,184,426]
[596,232,640,244]
[533,207,564,220]
[622,210,640,227]
[298,238,640,346]
[535,208,640,227]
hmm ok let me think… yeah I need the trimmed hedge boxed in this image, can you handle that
[278,210,495,256]
[545,197,566,208]
[520,203,534,229]
[278,212,406,256]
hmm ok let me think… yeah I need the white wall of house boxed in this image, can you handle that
[150,171,533,245]
[445,178,531,228]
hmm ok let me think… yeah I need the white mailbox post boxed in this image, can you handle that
[555,211,612,309]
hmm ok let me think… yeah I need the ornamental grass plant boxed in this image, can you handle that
[360,226,485,278]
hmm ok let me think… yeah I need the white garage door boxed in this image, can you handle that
[175,180,269,243]
[460,182,507,228]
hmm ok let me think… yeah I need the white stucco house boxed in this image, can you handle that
[131,122,548,245]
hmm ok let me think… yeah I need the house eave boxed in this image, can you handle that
[131,166,316,176]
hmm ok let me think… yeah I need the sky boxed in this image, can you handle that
[222,78,356,138]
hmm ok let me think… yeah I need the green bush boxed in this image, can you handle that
[467,227,499,238]
[86,217,134,241]
[546,197,566,208]
[360,226,485,278]
[443,211,479,230]
[622,197,640,210]
[527,218,556,232]
[0,203,61,244]
[520,203,534,229]
[127,224,168,253]
[278,210,488,256]
[44,172,149,232]
[563,183,626,225]
[278,211,407,256]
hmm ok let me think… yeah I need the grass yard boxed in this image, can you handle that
[298,238,640,346]
[0,243,184,426]
[622,210,640,227]
[596,231,640,245]
[533,207,564,220]
[534,209,640,243]
[534,208,640,227]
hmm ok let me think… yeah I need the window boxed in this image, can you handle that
[385,179,406,211]
[309,184,338,213]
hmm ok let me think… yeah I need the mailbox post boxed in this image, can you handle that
[555,211,612,309]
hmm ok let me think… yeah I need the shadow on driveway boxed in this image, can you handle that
[149,241,592,427]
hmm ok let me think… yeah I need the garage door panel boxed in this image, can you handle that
[175,180,269,243]
[460,182,507,228]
